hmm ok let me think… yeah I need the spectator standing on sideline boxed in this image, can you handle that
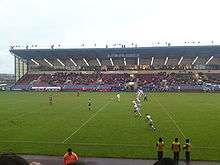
[156,137,164,160]
[172,138,181,165]
[183,139,192,164]
[64,148,78,165]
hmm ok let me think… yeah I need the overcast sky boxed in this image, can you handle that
[1,0,220,74]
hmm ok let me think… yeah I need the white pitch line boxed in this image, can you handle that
[153,97,187,139]
[0,140,147,147]
[0,140,61,145]
[62,101,111,143]
[0,140,218,150]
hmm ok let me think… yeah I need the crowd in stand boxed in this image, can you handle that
[16,72,198,86]
[14,72,220,91]
[137,72,197,86]
[198,72,220,84]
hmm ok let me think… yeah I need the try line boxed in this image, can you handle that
[62,101,111,143]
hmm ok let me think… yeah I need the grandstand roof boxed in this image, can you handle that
[10,45,220,59]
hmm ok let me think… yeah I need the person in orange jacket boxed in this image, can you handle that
[64,148,78,165]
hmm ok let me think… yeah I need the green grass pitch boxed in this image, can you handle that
[0,91,219,160]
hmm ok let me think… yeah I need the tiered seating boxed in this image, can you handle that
[201,73,220,83]
[126,58,137,66]
[113,58,124,66]
[17,72,190,86]
[16,74,41,85]
[209,57,220,65]
[140,58,151,65]
[181,58,193,66]
[167,58,179,67]
[13,71,220,91]
[74,59,87,66]
[100,59,111,66]
[100,73,132,84]
[88,59,99,66]
[153,58,164,67]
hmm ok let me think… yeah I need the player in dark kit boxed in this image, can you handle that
[144,93,147,101]
[49,95,53,105]
[88,99,92,110]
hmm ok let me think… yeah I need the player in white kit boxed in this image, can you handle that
[132,101,142,117]
[145,114,156,131]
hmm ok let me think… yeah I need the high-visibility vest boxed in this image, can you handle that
[156,141,164,151]
[184,143,192,152]
[172,142,180,152]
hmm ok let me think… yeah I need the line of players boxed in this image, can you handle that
[132,89,156,131]
[49,90,155,131]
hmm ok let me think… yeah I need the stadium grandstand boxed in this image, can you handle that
[10,45,220,92]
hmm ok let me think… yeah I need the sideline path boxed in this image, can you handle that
[22,155,220,165]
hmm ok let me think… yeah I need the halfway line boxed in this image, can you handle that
[62,101,111,143]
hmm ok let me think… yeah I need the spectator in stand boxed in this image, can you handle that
[15,72,202,92]
[0,153,29,165]
[64,148,78,165]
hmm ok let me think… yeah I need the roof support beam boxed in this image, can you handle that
[44,58,53,67]
[192,56,198,65]
[178,56,183,65]
[83,58,89,66]
[70,58,77,66]
[124,58,126,66]
[96,58,101,66]
[150,57,154,66]
[110,58,114,66]
[31,59,39,66]
[57,58,65,66]
[205,56,214,65]
[164,57,168,65]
